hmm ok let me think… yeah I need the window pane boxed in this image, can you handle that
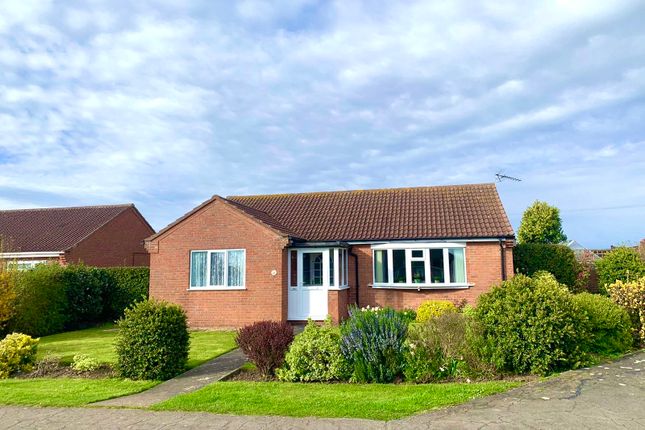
[210,251,225,286]
[290,250,298,286]
[190,251,207,287]
[411,250,423,258]
[374,250,389,283]
[227,250,244,286]
[411,260,425,283]
[449,248,466,283]
[430,249,445,283]
[329,249,335,286]
[393,249,406,283]
[303,252,323,286]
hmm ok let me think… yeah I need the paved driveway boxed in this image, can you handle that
[0,350,643,429]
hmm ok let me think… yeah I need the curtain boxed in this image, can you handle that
[227,250,245,287]
[190,251,207,287]
[449,248,466,283]
[210,251,225,286]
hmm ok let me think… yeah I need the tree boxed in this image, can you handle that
[517,201,567,244]
[595,247,645,292]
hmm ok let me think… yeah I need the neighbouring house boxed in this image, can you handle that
[0,204,155,268]
[146,183,515,328]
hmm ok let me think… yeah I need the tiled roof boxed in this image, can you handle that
[0,204,134,253]
[227,183,514,241]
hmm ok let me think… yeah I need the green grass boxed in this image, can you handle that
[0,378,158,407]
[37,324,237,369]
[152,380,520,421]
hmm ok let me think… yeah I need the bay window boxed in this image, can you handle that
[372,243,467,287]
[190,249,246,289]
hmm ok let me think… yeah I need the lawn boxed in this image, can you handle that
[0,378,158,407]
[37,324,237,369]
[151,380,520,420]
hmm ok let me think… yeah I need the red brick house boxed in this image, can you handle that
[146,183,515,328]
[0,204,155,268]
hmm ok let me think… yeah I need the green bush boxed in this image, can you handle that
[103,267,149,319]
[607,277,645,346]
[71,354,100,372]
[0,267,17,334]
[404,313,493,382]
[513,243,579,288]
[115,300,189,380]
[8,265,68,336]
[416,300,457,323]
[62,265,110,329]
[571,293,632,355]
[475,273,590,375]
[340,306,408,383]
[277,319,350,382]
[596,247,645,293]
[0,333,39,378]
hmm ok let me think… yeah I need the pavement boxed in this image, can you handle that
[0,349,643,429]
[93,349,247,408]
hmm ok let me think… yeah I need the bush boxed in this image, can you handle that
[571,293,632,355]
[0,333,39,378]
[397,308,417,324]
[71,354,100,372]
[404,313,493,382]
[513,243,580,288]
[277,319,350,382]
[607,277,645,346]
[416,300,457,323]
[596,247,645,293]
[62,265,110,329]
[340,306,408,383]
[0,266,17,334]
[115,300,189,380]
[475,273,590,375]
[8,265,68,336]
[103,267,149,319]
[236,321,294,378]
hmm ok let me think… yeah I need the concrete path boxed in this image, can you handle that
[0,350,642,429]
[93,349,246,408]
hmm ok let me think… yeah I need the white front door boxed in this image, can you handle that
[288,249,329,320]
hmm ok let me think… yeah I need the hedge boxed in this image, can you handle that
[102,267,149,320]
[513,243,579,288]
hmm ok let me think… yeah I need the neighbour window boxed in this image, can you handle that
[371,245,467,287]
[190,249,246,288]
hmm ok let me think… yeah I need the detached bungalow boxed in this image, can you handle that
[0,204,155,268]
[146,183,515,328]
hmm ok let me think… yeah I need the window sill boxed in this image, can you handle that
[328,285,350,291]
[187,287,246,291]
[370,283,472,290]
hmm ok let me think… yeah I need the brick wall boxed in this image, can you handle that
[64,207,154,267]
[148,199,289,329]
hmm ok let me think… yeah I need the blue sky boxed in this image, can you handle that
[0,0,643,248]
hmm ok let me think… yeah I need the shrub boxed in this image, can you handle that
[103,267,149,319]
[62,265,110,329]
[71,354,100,372]
[513,243,579,288]
[340,306,408,383]
[236,321,294,378]
[475,273,590,375]
[416,300,457,323]
[277,318,350,382]
[607,277,645,346]
[115,300,189,380]
[517,200,567,244]
[397,308,417,324]
[404,313,493,382]
[571,293,632,355]
[8,264,68,336]
[0,266,17,333]
[596,247,645,293]
[0,333,39,378]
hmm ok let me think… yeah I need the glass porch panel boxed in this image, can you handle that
[302,252,323,286]
[290,250,297,287]
[329,249,335,286]
[430,249,445,283]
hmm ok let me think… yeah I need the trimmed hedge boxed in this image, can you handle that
[102,267,149,319]
[513,243,579,288]
[62,266,110,329]
[115,300,189,380]
[595,247,645,293]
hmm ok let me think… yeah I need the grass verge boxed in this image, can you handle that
[151,380,520,420]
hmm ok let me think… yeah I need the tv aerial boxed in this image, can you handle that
[495,171,522,182]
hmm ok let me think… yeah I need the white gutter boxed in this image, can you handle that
[0,251,64,259]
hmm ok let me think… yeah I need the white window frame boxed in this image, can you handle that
[287,247,349,291]
[371,242,469,289]
[188,249,246,291]
[8,260,47,271]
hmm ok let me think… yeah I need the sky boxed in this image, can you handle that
[0,0,644,248]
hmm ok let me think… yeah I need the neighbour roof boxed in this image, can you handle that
[227,183,514,241]
[0,204,139,253]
